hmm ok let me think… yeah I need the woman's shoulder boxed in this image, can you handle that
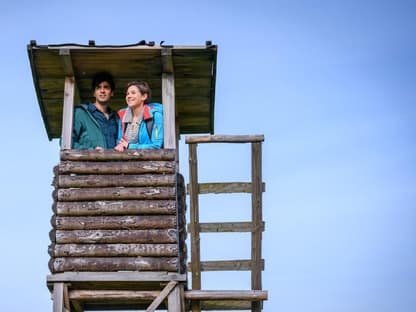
[147,102,163,112]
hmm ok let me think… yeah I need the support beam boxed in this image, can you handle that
[59,49,81,105]
[168,284,184,312]
[251,142,263,312]
[146,281,177,312]
[59,49,81,150]
[188,143,201,312]
[162,48,176,151]
[61,77,75,150]
[53,282,64,312]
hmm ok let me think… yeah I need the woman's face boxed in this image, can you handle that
[126,85,147,108]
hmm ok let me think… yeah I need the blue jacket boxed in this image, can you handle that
[117,103,164,149]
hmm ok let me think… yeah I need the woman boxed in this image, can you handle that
[114,81,163,151]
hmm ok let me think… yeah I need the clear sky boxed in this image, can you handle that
[0,0,415,311]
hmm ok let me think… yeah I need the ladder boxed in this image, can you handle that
[186,135,266,312]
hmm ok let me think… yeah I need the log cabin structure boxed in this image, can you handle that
[28,40,267,312]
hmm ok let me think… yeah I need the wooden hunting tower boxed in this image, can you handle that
[28,40,267,312]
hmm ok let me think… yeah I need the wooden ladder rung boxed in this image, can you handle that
[185,290,268,301]
[188,221,265,233]
[186,182,265,194]
[188,259,265,271]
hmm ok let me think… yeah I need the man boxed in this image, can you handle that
[72,72,118,149]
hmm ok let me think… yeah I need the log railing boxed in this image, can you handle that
[186,134,266,312]
[49,149,187,274]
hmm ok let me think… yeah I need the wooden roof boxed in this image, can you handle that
[27,41,217,140]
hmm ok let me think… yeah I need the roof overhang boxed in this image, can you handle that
[27,41,217,140]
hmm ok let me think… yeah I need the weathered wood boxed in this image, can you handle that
[56,186,175,201]
[200,300,251,310]
[63,283,70,312]
[57,174,175,188]
[52,229,177,244]
[60,149,176,161]
[186,182,266,194]
[49,243,179,257]
[60,76,75,150]
[71,299,84,312]
[188,259,265,272]
[58,161,175,174]
[49,257,178,273]
[188,144,201,290]
[251,142,263,301]
[167,284,183,312]
[162,71,176,150]
[69,290,160,301]
[185,135,264,144]
[53,282,64,312]
[146,281,177,312]
[54,200,176,216]
[184,290,268,301]
[188,222,265,233]
[52,215,176,230]
[47,272,187,283]
[29,44,218,139]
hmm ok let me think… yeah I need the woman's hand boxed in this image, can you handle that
[114,138,128,152]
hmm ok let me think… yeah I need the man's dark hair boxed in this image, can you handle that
[92,72,115,91]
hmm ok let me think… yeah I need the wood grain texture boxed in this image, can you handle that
[54,200,176,216]
[49,243,178,257]
[49,257,178,273]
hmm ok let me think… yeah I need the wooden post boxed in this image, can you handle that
[188,143,201,312]
[146,281,177,312]
[168,284,184,312]
[53,282,64,312]
[251,142,262,312]
[162,48,177,152]
[61,76,75,150]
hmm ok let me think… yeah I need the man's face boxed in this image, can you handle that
[93,81,113,105]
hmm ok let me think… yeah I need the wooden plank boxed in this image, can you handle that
[60,149,176,161]
[190,222,265,233]
[184,290,267,301]
[61,76,75,150]
[146,281,177,312]
[70,299,84,312]
[52,215,176,230]
[49,243,178,257]
[162,71,176,150]
[47,272,187,283]
[59,49,81,106]
[56,186,175,201]
[185,135,264,144]
[49,257,178,273]
[188,144,201,285]
[168,284,183,312]
[186,182,266,194]
[58,160,176,174]
[188,259,265,272]
[53,229,177,244]
[57,174,175,188]
[200,300,251,310]
[63,283,70,312]
[53,282,64,312]
[188,143,201,312]
[54,200,176,216]
[251,142,263,296]
[69,290,160,301]
[162,48,174,74]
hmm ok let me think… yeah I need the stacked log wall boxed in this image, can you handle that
[49,149,187,273]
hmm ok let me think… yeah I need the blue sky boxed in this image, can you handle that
[0,0,415,311]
